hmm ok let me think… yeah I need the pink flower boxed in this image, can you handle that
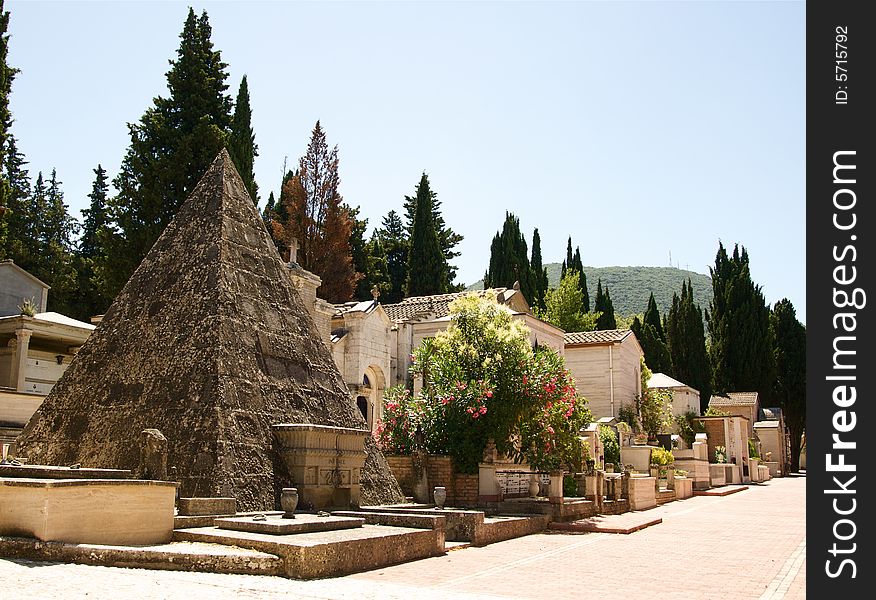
[472,412,479,419]
[479,406,487,415]
[547,426,555,435]
[456,381,467,390]
[485,390,493,398]
[441,398,449,405]
[466,407,474,414]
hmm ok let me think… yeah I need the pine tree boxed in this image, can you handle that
[358,235,391,301]
[707,242,775,401]
[484,212,534,303]
[530,228,548,310]
[106,8,232,297]
[35,170,78,314]
[770,299,805,472]
[406,173,447,296]
[0,0,16,251]
[276,121,359,302]
[228,75,258,204]
[403,173,461,290]
[1,133,29,261]
[375,210,408,303]
[665,279,712,411]
[74,165,111,319]
[594,279,617,330]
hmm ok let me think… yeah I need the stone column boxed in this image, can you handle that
[11,329,32,392]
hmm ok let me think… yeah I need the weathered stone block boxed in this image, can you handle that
[177,497,236,516]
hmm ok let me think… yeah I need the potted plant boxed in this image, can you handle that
[650,447,674,485]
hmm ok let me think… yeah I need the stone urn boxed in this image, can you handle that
[281,487,299,519]
[433,486,447,509]
[529,475,540,498]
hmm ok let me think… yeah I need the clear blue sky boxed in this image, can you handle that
[7,0,806,321]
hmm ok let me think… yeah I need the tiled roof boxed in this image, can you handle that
[564,329,632,345]
[709,391,759,406]
[382,288,513,322]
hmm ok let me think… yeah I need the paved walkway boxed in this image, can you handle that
[2,476,806,599]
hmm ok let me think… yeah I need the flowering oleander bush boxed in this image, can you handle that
[375,294,592,473]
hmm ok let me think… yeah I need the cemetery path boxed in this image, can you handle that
[1,475,806,599]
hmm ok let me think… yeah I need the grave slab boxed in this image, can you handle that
[214,514,363,535]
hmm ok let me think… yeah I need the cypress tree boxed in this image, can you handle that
[406,173,446,296]
[561,237,573,279]
[484,212,534,302]
[228,75,258,204]
[770,298,805,472]
[666,279,712,411]
[403,172,461,290]
[0,0,16,250]
[643,293,665,341]
[571,247,589,312]
[530,228,548,310]
[347,204,371,300]
[107,8,232,297]
[594,279,617,330]
[376,210,408,303]
[707,242,775,401]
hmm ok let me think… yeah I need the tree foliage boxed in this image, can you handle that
[403,172,462,291]
[405,173,447,296]
[593,279,617,330]
[375,210,408,303]
[706,243,775,401]
[376,295,591,473]
[274,121,359,302]
[630,295,671,375]
[0,0,17,250]
[228,75,258,204]
[106,8,232,297]
[530,228,548,310]
[484,212,534,302]
[74,165,112,319]
[536,271,598,333]
[665,279,711,411]
[770,298,805,472]
[560,237,589,312]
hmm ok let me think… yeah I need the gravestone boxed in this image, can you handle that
[14,151,403,510]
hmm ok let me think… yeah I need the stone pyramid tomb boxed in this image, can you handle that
[15,150,404,510]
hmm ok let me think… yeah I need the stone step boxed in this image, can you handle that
[214,514,364,535]
[694,485,749,497]
[0,535,282,576]
[174,523,443,579]
[549,513,663,534]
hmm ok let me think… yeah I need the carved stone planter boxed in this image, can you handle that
[273,424,369,510]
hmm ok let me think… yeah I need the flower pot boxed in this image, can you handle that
[529,476,540,498]
[433,486,447,509]
[281,487,299,518]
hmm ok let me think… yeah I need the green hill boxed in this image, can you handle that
[468,264,712,316]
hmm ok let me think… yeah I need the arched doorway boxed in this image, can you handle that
[360,365,386,433]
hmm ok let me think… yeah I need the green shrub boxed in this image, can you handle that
[748,438,760,459]
[599,424,620,467]
[650,447,674,466]
[674,410,705,446]
[563,474,578,497]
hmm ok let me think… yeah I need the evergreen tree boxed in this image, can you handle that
[276,121,359,302]
[375,210,408,303]
[770,299,805,472]
[106,8,232,297]
[594,279,617,330]
[484,212,534,303]
[358,235,391,301]
[406,173,446,296]
[630,315,671,376]
[560,236,588,312]
[261,191,276,228]
[403,172,461,290]
[228,75,258,204]
[536,271,598,333]
[643,293,665,340]
[1,133,29,261]
[346,204,371,300]
[665,279,712,411]
[706,242,775,401]
[75,165,111,319]
[530,228,548,310]
[35,170,78,314]
[0,0,17,251]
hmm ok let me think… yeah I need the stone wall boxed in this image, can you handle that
[386,455,459,505]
